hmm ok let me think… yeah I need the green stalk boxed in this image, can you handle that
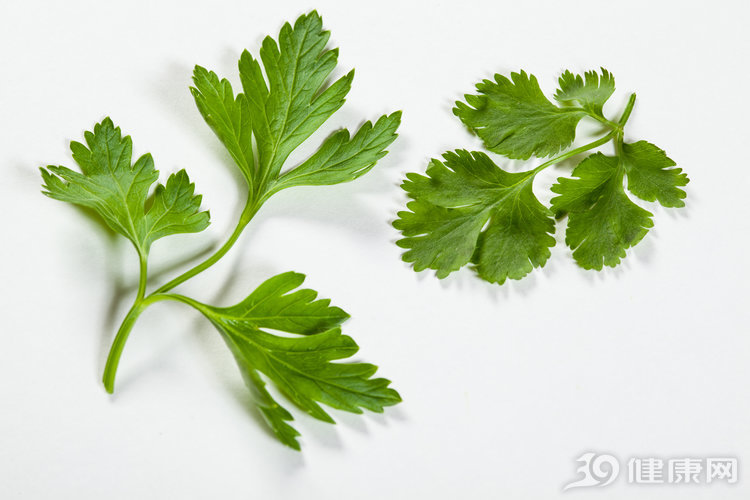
[102,292,209,393]
[533,93,637,176]
[584,112,621,130]
[152,220,245,295]
[153,198,262,295]
[614,94,636,158]
[532,131,616,175]
[103,192,267,393]
[136,252,148,300]
[103,249,150,393]
[618,93,637,127]
[158,293,209,314]
[102,301,144,393]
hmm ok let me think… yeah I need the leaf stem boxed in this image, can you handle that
[102,293,178,393]
[103,249,149,392]
[612,93,636,158]
[103,188,270,393]
[137,252,148,300]
[101,290,213,393]
[618,93,637,127]
[159,293,209,313]
[102,195,266,393]
[532,131,616,175]
[574,92,636,132]
[531,93,637,176]
[586,113,621,130]
[102,301,144,393]
[152,199,261,295]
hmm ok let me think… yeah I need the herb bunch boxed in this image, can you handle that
[394,69,688,284]
[41,11,401,450]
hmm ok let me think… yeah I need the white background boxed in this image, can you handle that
[1,0,748,498]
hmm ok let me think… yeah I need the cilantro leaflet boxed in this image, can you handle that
[41,11,401,450]
[396,68,688,282]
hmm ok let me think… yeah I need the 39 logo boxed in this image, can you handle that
[564,452,620,490]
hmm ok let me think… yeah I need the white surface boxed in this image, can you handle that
[1,0,748,498]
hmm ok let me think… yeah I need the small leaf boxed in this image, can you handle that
[191,66,254,183]
[273,112,401,191]
[394,150,555,283]
[41,118,209,254]
[622,140,688,208]
[396,200,491,278]
[454,71,585,160]
[142,170,210,249]
[551,153,654,270]
[208,271,349,335]
[554,68,616,118]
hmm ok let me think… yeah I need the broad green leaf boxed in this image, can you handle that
[551,153,654,270]
[453,71,585,160]
[273,112,401,191]
[554,68,615,118]
[193,11,399,200]
[41,118,209,254]
[198,272,400,446]
[621,140,688,208]
[238,11,354,182]
[394,150,555,283]
[191,66,254,183]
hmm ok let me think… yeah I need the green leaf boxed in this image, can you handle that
[140,169,210,250]
[273,112,401,191]
[192,11,399,200]
[394,150,555,283]
[41,118,209,254]
[473,184,556,284]
[554,68,615,118]
[621,140,688,208]
[207,271,349,335]
[191,66,254,184]
[551,153,654,270]
[453,71,585,160]
[238,11,354,183]
[396,200,490,278]
[199,272,400,447]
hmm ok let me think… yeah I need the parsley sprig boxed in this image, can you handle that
[41,11,401,450]
[395,69,688,283]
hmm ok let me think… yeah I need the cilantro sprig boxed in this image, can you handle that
[41,11,401,450]
[394,68,688,283]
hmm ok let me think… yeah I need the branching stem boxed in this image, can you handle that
[103,193,267,392]
[532,92,636,176]
[153,198,261,295]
